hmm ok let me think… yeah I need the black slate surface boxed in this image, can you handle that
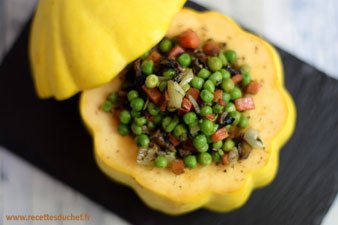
[1,2,338,225]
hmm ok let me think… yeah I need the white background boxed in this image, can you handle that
[1,0,338,224]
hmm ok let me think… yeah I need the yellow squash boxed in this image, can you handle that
[80,9,296,214]
[29,0,186,100]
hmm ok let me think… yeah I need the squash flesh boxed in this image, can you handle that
[80,9,296,214]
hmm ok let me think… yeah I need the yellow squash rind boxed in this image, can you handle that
[29,0,186,100]
[80,9,296,214]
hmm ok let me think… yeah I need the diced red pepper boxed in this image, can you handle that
[181,97,192,112]
[169,134,181,147]
[231,74,242,83]
[142,85,163,105]
[182,139,195,151]
[177,109,186,116]
[172,160,185,175]
[219,99,227,106]
[145,51,162,63]
[235,97,255,111]
[203,39,220,56]
[246,81,262,94]
[213,89,223,102]
[211,127,229,142]
[223,153,230,165]
[160,90,169,112]
[187,87,200,100]
[168,45,184,59]
[206,114,215,121]
[177,29,200,49]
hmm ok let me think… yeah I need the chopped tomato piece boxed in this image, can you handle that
[172,160,185,175]
[169,134,181,147]
[145,51,161,63]
[141,85,162,105]
[187,87,200,100]
[206,114,215,121]
[213,89,223,102]
[222,153,230,165]
[160,91,169,112]
[177,29,200,49]
[168,45,184,59]
[182,140,195,151]
[219,99,227,106]
[203,39,220,56]
[211,127,229,142]
[246,81,262,94]
[231,74,242,83]
[235,97,255,111]
[181,97,192,112]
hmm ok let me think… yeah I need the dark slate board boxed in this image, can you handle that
[1,2,338,225]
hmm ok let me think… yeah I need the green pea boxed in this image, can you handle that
[154,156,168,168]
[225,50,237,64]
[136,134,150,148]
[225,102,236,112]
[200,89,214,103]
[213,141,223,149]
[184,155,197,169]
[140,51,150,59]
[200,120,215,136]
[198,68,211,79]
[158,81,167,92]
[230,87,242,100]
[239,115,249,128]
[107,92,119,104]
[117,124,130,136]
[147,102,160,115]
[127,90,139,102]
[241,73,251,86]
[162,115,179,132]
[240,64,251,74]
[203,80,215,93]
[208,71,223,84]
[207,135,213,144]
[101,101,113,112]
[153,114,163,125]
[213,124,219,133]
[198,152,212,166]
[189,121,200,136]
[178,53,191,67]
[141,60,154,75]
[213,103,224,114]
[218,51,228,66]
[218,149,225,156]
[207,56,223,72]
[119,110,132,124]
[199,106,213,117]
[173,124,188,139]
[212,152,222,162]
[221,78,234,93]
[196,143,209,152]
[193,134,207,149]
[131,123,142,135]
[222,92,231,103]
[130,98,145,111]
[223,139,235,152]
[225,124,232,130]
[134,116,147,126]
[147,121,156,129]
[131,110,142,118]
[190,77,205,90]
[183,112,198,125]
[220,69,231,80]
[159,38,172,53]
[163,68,176,78]
[145,74,159,88]
[229,111,241,125]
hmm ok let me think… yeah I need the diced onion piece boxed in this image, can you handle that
[143,98,149,110]
[167,80,184,109]
[179,68,194,87]
[187,94,200,113]
[137,148,157,166]
[157,76,172,82]
[243,128,264,149]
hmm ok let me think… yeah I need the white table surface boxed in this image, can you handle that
[1,0,338,224]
